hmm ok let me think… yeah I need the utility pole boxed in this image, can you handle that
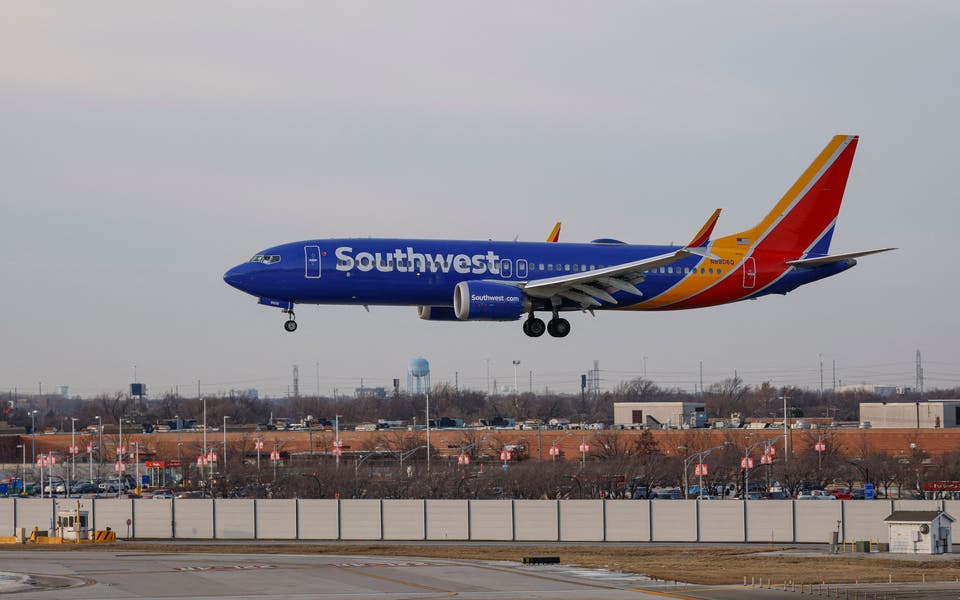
[819,354,824,398]
[699,361,703,398]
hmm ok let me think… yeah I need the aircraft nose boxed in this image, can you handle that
[223,265,249,290]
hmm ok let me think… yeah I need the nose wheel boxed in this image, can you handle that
[283,309,297,332]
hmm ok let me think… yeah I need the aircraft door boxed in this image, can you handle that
[305,245,321,278]
[516,259,528,279]
[499,259,513,279]
[742,256,756,289]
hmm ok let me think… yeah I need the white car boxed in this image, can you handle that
[43,480,67,494]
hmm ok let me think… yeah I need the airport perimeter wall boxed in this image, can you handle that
[1,498,955,545]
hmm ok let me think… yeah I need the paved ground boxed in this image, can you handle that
[2,551,958,599]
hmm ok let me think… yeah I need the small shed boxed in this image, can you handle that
[884,510,954,554]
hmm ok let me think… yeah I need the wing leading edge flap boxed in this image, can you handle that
[786,248,896,267]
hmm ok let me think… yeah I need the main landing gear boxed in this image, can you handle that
[283,308,297,332]
[522,312,570,338]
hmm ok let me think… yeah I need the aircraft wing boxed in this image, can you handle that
[522,209,722,308]
[786,248,896,268]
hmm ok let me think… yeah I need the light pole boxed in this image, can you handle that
[425,390,431,472]
[682,444,728,499]
[134,441,140,493]
[69,417,78,488]
[95,415,103,472]
[779,396,791,463]
[223,416,230,469]
[512,360,520,397]
[29,410,38,463]
[15,444,24,491]
[202,395,207,480]
[743,436,784,499]
[335,414,341,469]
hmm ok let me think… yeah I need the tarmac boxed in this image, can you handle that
[1,550,958,599]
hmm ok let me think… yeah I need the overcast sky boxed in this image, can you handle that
[2,2,958,399]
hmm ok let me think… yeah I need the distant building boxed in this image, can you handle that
[837,384,905,397]
[614,401,707,429]
[860,400,960,429]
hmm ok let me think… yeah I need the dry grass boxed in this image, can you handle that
[3,542,959,585]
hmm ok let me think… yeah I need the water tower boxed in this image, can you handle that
[407,357,431,396]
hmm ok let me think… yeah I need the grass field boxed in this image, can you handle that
[3,542,959,585]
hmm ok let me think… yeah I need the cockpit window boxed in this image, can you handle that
[249,255,281,264]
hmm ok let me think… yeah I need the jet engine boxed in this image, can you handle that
[417,306,460,321]
[453,281,528,321]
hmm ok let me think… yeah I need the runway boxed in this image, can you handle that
[0,549,746,599]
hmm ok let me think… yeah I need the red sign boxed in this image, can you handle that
[499,450,512,461]
[764,445,776,456]
[548,445,560,457]
[760,454,773,465]
[332,447,342,457]
[167,460,182,467]
[740,457,754,469]
[116,446,126,456]
[814,441,827,453]
[114,461,126,472]
[254,440,264,450]
[924,481,960,492]
[333,440,344,448]
[457,453,470,465]
[86,444,92,453]
[578,443,590,453]
[206,451,218,463]
[269,450,280,461]
[694,463,708,476]
[145,461,166,468]
[68,445,79,455]
[197,456,208,466]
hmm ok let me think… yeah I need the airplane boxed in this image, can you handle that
[224,135,894,338]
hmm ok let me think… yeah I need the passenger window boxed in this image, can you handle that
[590,265,596,270]
[701,268,706,274]
[573,264,579,272]
[548,264,554,271]
[667,267,673,274]
[709,268,714,274]
[539,263,545,270]
[564,264,570,272]
[717,268,722,275]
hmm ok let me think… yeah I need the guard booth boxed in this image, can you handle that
[56,508,89,541]
[884,510,954,554]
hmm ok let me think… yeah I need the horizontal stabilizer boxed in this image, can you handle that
[786,248,896,268]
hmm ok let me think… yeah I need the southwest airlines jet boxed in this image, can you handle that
[224,135,892,338]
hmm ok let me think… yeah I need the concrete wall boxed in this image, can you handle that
[513,500,558,541]
[174,498,213,538]
[746,499,793,542]
[604,500,650,542]
[297,499,339,539]
[650,500,697,542]
[215,499,255,539]
[256,499,297,539]
[559,500,604,542]
[426,500,468,540]
[794,501,842,543]
[699,501,744,542]
[1,497,956,547]
[382,500,424,540]
[469,500,513,541]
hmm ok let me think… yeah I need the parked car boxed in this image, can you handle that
[43,478,67,494]
[70,482,100,494]
[99,478,132,493]
[150,488,175,499]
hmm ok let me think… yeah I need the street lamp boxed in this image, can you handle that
[29,410,38,463]
[95,415,103,471]
[223,416,230,468]
[334,414,341,469]
[682,444,728,499]
[69,417,78,488]
[15,444,24,491]
[742,435,784,499]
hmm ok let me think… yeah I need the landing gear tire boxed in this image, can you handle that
[284,320,298,332]
[523,316,546,337]
[547,317,571,338]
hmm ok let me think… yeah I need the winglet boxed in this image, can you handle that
[687,208,721,248]
[547,222,562,243]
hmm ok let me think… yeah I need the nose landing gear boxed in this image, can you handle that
[283,308,297,332]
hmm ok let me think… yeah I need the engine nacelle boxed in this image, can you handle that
[453,281,528,321]
[417,306,460,321]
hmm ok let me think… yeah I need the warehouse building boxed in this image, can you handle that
[614,401,707,429]
[860,400,960,429]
